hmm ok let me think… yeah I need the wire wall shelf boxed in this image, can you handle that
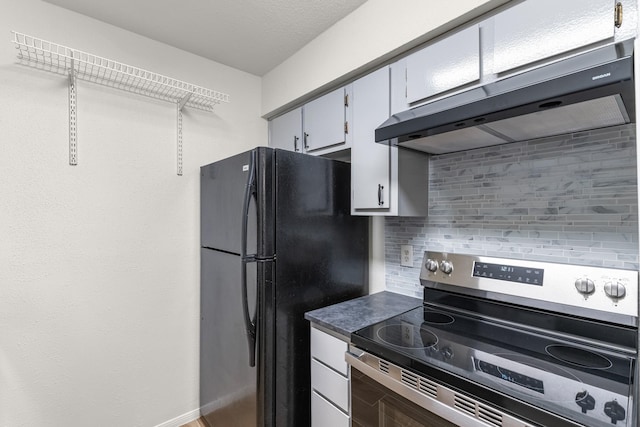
[12,31,230,175]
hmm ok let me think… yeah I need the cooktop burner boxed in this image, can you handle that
[545,344,613,370]
[415,309,455,325]
[375,324,438,349]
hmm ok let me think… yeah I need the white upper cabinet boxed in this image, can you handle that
[268,87,351,156]
[352,67,391,210]
[269,107,302,152]
[406,24,480,104]
[351,61,429,217]
[493,0,616,74]
[303,86,351,154]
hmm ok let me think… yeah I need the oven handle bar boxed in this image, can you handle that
[346,349,562,427]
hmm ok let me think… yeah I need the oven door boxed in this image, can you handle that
[347,349,540,427]
[351,367,457,427]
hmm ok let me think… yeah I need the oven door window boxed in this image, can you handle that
[351,368,456,427]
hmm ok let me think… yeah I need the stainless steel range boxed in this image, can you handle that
[349,252,638,427]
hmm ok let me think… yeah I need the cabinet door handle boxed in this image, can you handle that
[615,2,623,28]
[294,136,299,152]
[303,132,310,150]
[378,184,384,206]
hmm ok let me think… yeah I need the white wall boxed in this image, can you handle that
[261,0,509,117]
[0,1,265,426]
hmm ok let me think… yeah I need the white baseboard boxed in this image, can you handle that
[154,408,200,427]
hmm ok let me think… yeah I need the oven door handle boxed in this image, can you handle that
[346,350,413,398]
[346,349,527,427]
[345,351,370,374]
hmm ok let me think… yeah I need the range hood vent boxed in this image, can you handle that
[376,41,635,154]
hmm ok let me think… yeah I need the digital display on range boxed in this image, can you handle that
[474,359,544,394]
[473,262,543,285]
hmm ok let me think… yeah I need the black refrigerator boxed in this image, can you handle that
[199,147,368,427]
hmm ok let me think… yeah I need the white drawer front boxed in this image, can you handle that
[311,358,349,411]
[311,390,349,427]
[310,327,348,375]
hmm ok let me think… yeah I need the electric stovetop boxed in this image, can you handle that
[351,300,636,427]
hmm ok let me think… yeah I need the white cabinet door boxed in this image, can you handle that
[352,67,390,210]
[493,0,615,74]
[390,58,408,115]
[311,391,349,427]
[406,24,480,104]
[269,107,302,152]
[303,87,347,153]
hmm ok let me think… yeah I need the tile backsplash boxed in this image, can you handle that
[385,124,639,297]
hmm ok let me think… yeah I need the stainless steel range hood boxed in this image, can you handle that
[376,41,635,154]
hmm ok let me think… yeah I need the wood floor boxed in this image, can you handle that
[180,418,207,427]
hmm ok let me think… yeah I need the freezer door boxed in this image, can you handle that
[201,150,258,255]
[274,150,369,300]
[200,248,258,427]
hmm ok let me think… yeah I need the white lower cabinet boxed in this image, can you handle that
[311,359,349,410]
[311,326,348,375]
[311,390,349,427]
[310,326,350,427]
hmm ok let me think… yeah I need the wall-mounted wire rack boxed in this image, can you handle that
[12,31,230,175]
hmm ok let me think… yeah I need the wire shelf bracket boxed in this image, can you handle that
[68,58,78,165]
[12,31,230,175]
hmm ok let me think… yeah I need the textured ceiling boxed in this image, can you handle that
[43,0,368,76]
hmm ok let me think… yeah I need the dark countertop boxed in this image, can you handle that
[305,291,422,339]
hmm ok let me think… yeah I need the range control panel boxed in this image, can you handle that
[472,261,544,286]
[420,251,638,327]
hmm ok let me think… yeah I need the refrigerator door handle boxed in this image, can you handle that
[241,150,258,367]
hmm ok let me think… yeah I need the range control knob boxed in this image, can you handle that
[425,259,439,273]
[575,390,595,414]
[604,400,625,424]
[574,278,595,295]
[440,260,453,275]
[441,346,454,360]
[604,282,626,299]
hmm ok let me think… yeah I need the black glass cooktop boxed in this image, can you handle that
[351,301,636,427]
